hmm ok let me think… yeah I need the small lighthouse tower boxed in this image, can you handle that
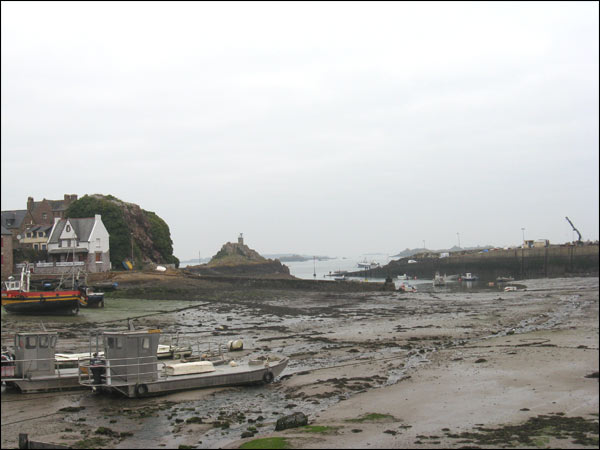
[238,233,244,245]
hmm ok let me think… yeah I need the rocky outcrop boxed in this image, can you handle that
[188,241,291,277]
[209,241,266,266]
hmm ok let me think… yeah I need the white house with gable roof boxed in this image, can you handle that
[45,214,111,273]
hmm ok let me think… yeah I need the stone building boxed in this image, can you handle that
[1,225,14,279]
[24,194,78,227]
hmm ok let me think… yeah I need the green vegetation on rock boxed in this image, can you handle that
[66,194,179,268]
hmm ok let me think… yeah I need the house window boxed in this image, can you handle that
[59,240,62,248]
[66,225,71,232]
[34,244,39,250]
[96,238,101,248]
[96,252,102,263]
[41,244,46,250]
[42,213,47,220]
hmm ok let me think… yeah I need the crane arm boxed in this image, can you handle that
[565,216,582,242]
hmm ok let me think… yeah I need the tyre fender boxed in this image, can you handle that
[263,371,274,384]
[135,383,148,397]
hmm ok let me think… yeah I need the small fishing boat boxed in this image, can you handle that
[433,272,446,286]
[496,276,515,282]
[326,270,348,278]
[78,329,288,398]
[461,273,479,282]
[357,260,380,269]
[80,287,105,308]
[1,264,86,315]
[397,273,409,280]
[398,282,417,293]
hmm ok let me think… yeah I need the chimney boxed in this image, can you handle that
[27,197,34,210]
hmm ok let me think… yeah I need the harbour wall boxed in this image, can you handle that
[359,245,599,281]
[182,274,390,292]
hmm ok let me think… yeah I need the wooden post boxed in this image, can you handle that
[19,433,28,449]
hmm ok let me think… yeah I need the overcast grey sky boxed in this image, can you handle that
[2,1,598,260]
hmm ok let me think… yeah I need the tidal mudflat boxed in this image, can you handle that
[1,276,598,449]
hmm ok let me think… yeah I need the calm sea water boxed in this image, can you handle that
[283,256,392,280]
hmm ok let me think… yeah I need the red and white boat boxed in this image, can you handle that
[1,264,86,315]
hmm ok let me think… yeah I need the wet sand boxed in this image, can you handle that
[1,276,598,449]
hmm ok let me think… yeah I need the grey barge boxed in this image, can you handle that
[78,330,288,398]
[1,332,85,393]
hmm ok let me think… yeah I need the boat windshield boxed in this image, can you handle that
[3,280,22,290]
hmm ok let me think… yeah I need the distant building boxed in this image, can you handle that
[1,194,78,249]
[523,240,534,249]
[1,210,28,245]
[533,239,550,248]
[20,225,53,250]
[24,194,78,226]
[1,225,14,279]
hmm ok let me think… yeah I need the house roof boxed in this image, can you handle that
[1,210,28,229]
[48,199,69,212]
[1,225,11,235]
[25,225,53,234]
[48,217,96,243]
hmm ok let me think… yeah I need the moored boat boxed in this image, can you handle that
[78,329,288,398]
[80,287,104,308]
[433,272,446,286]
[357,260,381,269]
[496,276,515,282]
[1,264,86,315]
[460,273,479,282]
[1,331,87,393]
[399,282,417,293]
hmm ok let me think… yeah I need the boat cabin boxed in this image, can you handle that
[3,278,22,291]
[100,330,161,387]
[14,332,58,377]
